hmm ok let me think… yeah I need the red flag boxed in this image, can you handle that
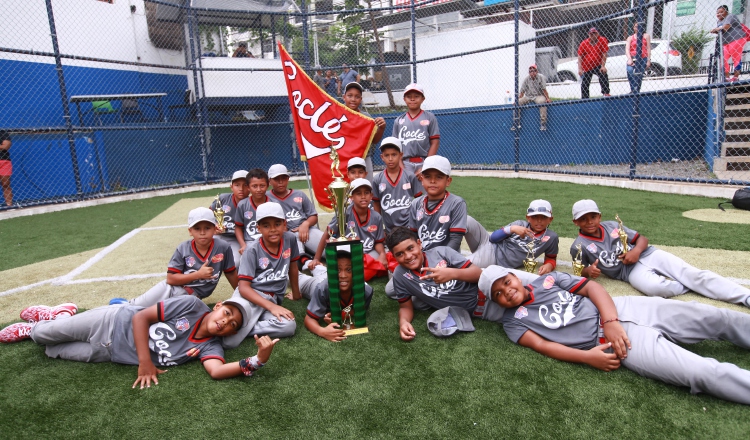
[278,43,377,211]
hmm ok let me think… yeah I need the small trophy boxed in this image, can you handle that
[615,214,628,255]
[212,195,226,233]
[522,240,538,273]
[572,243,585,277]
[341,305,353,330]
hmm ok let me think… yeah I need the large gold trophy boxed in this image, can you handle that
[522,240,538,273]
[615,214,628,255]
[324,149,350,242]
[212,195,226,233]
[572,244,585,276]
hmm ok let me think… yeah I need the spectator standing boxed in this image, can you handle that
[578,28,610,99]
[313,67,325,89]
[517,65,551,131]
[337,64,360,96]
[625,23,651,93]
[324,70,338,97]
[233,42,253,58]
[711,5,749,82]
[0,130,12,206]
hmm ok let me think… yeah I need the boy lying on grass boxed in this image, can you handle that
[0,295,278,388]
[481,265,750,404]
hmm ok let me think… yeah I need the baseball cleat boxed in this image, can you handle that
[0,322,34,343]
[20,303,78,323]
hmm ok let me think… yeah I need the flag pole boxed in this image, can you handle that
[302,160,315,202]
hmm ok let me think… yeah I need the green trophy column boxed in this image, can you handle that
[325,240,367,328]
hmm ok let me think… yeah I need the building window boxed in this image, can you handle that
[676,0,696,17]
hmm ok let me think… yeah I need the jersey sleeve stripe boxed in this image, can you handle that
[630,233,640,244]
[224,266,237,273]
[306,310,321,320]
[429,135,440,139]
[156,301,165,322]
[239,275,255,281]
[200,355,226,363]
[449,228,467,233]
[235,221,244,227]
[397,296,411,303]
[167,267,182,274]
[460,260,472,269]
[569,278,589,293]
[291,255,301,262]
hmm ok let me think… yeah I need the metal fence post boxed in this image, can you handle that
[185,0,209,182]
[629,0,646,180]
[513,0,520,173]
[411,0,417,83]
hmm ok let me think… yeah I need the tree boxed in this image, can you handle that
[671,26,713,75]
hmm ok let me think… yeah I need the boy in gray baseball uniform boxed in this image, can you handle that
[0,295,279,387]
[392,83,440,175]
[482,265,750,405]
[234,168,270,255]
[467,199,559,274]
[223,202,302,348]
[570,199,750,306]
[266,164,324,256]
[386,227,533,341]
[116,207,238,308]
[371,137,423,233]
[210,169,248,263]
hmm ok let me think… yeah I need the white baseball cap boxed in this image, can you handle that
[527,199,553,218]
[421,155,451,176]
[403,83,425,97]
[347,157,366,169]
[478,265,512,307]
[187,207,217,228]
[350,178,372,192]
[379,136,402,152]
[221,297,251,329]
[268,164,289,179]
[572,199,600,220]
[427,306,475,337]
[231,170,248,182]
[255,202,286,222]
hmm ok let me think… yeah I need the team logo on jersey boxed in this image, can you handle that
[543,275,555,289]
[347,220,356,230]
[211,254,224,263]
[420,120,430,126]
[282,248,291,259]
[438,215,450,224]
[294,197,303,203]
[416,209,424,221]
[541,235,550,242]
[186,348,200,357]
[586,243,597,253]
[436,259,447,268]
[259,257,270,269]
[402,183,411,190]
[398,117,405,124]
[379,183,386,192]
[244,211,253,219]
[514,306,528,319]
[403,272,414,280]
[223,204,231,214]
[367,225,378,232]
[610,229,620,239]
[186,256,196,267]
[175,317,190,332]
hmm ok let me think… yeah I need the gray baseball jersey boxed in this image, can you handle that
[392,110,440,159]
[306,281,374,320]
[238,232,300,302]
[392,246,479,312]
[408,192,467,251]
[234,195,269,242]
[167,238,236,299]
[570,221,655,281]
[372,169,423,232]
[209,193,240,238]
[494,220,559,269]
[502,272,597,349]
[327,206,385,253]
[267,189,318,231]
[110,295,226,366]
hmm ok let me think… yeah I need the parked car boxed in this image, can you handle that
[556,39,682,82]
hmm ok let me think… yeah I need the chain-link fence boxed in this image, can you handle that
[1,0,748,209]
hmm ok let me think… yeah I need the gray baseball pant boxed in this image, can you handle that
[221,288,296,349]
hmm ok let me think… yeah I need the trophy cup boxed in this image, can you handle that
[212,195,226,233]
[615,214,629,255]
[522,240,538,273]
[572,243,585,277]
[323,148,368,336]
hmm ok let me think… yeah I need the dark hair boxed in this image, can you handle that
[348,164,366,172]
[336,250,352,261]
[238,42,247,47]
[386,226,418,251]
[719,5,729,12]
[247,168,269,183]
[380,144,401,153]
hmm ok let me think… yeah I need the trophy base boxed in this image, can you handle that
[344,327,369,336]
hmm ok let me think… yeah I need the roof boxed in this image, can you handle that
[155,0,293,28]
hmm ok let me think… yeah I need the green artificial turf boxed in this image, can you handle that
[2,177,750,438]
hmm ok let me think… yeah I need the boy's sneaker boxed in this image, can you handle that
[729,76,739,83]
[0,322,34,343]
[20,303,78,323]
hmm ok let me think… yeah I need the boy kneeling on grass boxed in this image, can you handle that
[0,296,279,388]
[481,265,750,404]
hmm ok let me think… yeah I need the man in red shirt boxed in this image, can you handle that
[578,27,610,99]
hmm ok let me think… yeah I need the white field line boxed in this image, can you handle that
[65,273,164,284]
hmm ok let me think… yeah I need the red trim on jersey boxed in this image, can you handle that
[306,310,323,320]
[167,267,182,274]
[544,257,557,269]
[231,194,241,207]
[386,168,403,186]
[191,239,215,263]
[578,225,605,242]
[397,296,411,303]
[291,254,300,262]
[189,313,213,343]
[460,260,472,269]
[251,195,269,209]
[411,252,429,277]
[200,355,226,363]
[521,286,536,306]
[429,135,440,140]
[422,192,450,215]
[224,266,237,273]
[355,208,370,228]
[239,275,255,282]
[569,278,589,294]
[268,189,293,201]
[375,237,385,243]
[449,228,467,233]
[630,232,640,244]
[156,301,165,322]
[260,238,282,259]
[407,110,424,121]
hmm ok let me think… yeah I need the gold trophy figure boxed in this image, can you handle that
[522,240,539,273]
[572,244,585,277]
[615,214,629,255]
[324,148,350,241]
[212,195,226,233]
